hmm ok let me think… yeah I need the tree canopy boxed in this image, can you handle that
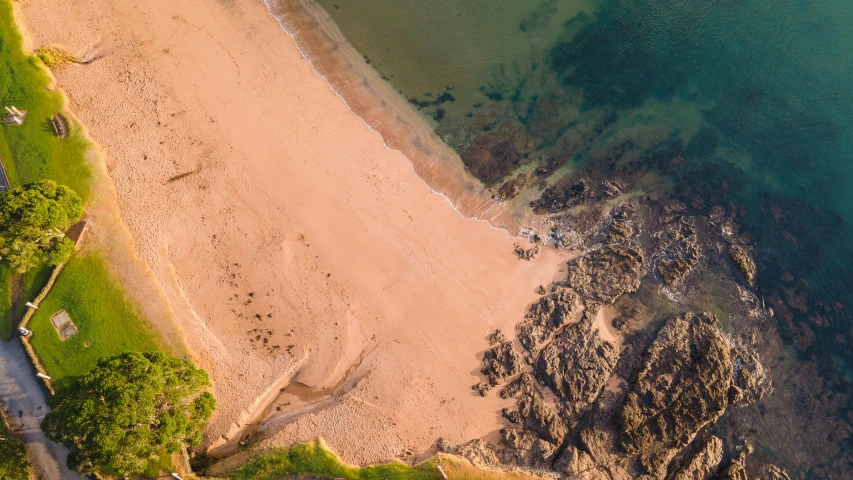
[42,352,215,476]
[0,180,83,272]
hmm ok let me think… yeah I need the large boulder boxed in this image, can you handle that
[535,311,619,414]
[517,290,581,354]
[617,312,735,477]
[566,245,645,304]
[500,373,569,445]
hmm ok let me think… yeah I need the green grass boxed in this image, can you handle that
[28,252,167,390]
[0,0,92,197]
[229,441,441,480]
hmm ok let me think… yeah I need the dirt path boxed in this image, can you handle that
[0,338,82,480]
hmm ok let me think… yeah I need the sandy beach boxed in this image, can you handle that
[15,0,586,465]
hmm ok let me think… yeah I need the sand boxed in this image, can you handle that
[13,0,586,465]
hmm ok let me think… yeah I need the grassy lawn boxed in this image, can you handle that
[0,0,92,195]
[28,252,167,390]
[0,0,170,380]
[229,441,441,480]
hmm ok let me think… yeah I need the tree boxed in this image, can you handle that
[0,413,31,480]
[0,180,83,272]
[42,352,216,476]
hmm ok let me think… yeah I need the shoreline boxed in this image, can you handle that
[15,0,577,466]
[264,0,551,237]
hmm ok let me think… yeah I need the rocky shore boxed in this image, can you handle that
[450,169,810,478]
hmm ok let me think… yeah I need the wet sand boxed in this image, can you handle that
[17,0,578,465]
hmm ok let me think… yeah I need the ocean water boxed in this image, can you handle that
[300,0,853,475]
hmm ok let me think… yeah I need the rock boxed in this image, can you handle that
[671,436,723,480]
[653,220,700,286]
[762,464,791,480]
[461,123,539,186]
[474,341,522,395]
[719,444,752,480]
[534,311,619,415]
[729,244,757,285]
[531,178,596,214]
[517,290,581,354]
[498,428,558,469]
[566,244,645,304]
[456,438,503,470]
[554,445,604,479]
[488,329,507,345]
[730,343,772,406]
[500,373,569,445]
[514,243,540,261]
[601,180,624,197]
[436,437,455,453]
[617,312,734,477]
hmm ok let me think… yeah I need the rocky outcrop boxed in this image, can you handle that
[534,311,619,416]
[473,340,521,396]
[566,244,645,304]
[617,313,737,477]
[500,373,568,445]
[729,244,757,285]
[719,444,752,480]
[498,428,559,469]
[730,343,772,406]
[517,290,581,354]
[653,220,700,286]
[671,436,723,480]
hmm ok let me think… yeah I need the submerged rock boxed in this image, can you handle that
[517,290,581,354]
[617,312,735,477]
[566,244,645,304]
[534,311,619,415]
[719,444,752,480]
[729,244,757,285]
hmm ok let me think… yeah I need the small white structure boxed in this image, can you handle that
[437,465,448,479]
[170,473,184,480]
[36,373,51,380]
[25,302,38,309]
[17,327,31,337]
[4,106,27,126]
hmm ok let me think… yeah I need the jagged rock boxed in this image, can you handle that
[535,311,619,414]
[514,243,540,261]
[436,437,455,453]
[517,290,581,354]
[488,329,507,345]
[501,373,569,445]
[762,464,791,480]
[555,445,605,479]
[730,344,772,406]
[457,438,503,470]
[654,220,700,286]
[566,245,645,304]
[474,341,521,395]
[729,244,757,285]
[719,444,752,480]
[602,180,624,197]
[671,436,723,480]
[601,203,639,244]
[617,312,734,477]
[498,428,558,469]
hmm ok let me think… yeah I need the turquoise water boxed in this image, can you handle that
[314,0,853,475]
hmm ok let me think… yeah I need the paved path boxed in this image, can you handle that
[0,338,83,479]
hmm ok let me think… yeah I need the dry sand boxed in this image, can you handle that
[17,0,592,466]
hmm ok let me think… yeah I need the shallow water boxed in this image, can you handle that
[290,0,853,474]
